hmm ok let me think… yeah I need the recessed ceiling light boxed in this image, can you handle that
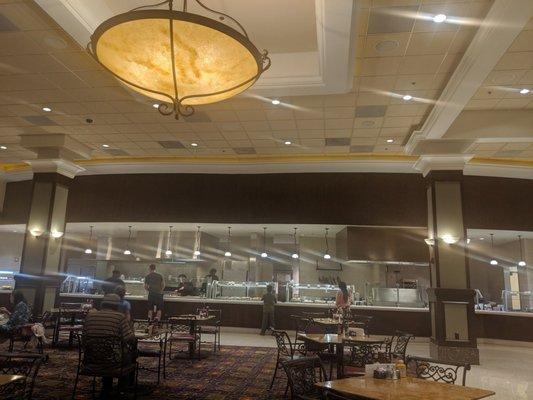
[271,99,281,105]
[0,146,7,150]
[519,88,530,95]
[42,107,52,112]
[433,14,447,23]
[386,139,394,143]
[191,142,198,147]
[153,103,159,108]
[284,141,292,145]
[402,95,412,101]
[102,144,109,148]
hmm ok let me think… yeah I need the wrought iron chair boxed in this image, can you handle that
[8,324,44,354]
[133,319,167,384]
[167,318,201,360]
[406,356,471,386]
[53,303,85,348]
[348,313,373,335]
[281,356,329,400]
[341,337,382,375]
[291,315,311,354]
[196,308,222,353]
[72,334,138,399]
[381,331,414,362]
[270,330,300,393]
[0,352,45,400]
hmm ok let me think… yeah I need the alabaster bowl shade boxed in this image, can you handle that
[91,10,263,105]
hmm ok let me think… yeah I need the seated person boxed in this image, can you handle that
[175,274,195,296]
[83,293,136,397]
[115,286,131,322]
[0,290,30,338]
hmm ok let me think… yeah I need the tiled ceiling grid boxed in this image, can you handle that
[0,0,530,164]
[466,16,533,111]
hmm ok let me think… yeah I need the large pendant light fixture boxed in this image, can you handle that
[224,226,232,257]
[84,225,94,254]
[291,227,299,259]
[165,225,173,257]
[323,227,331,260]
[517,235,526,267]
[88,0,271,119]
[124,226,133,255]
[261,227,268,258]
[193,226,202,257]
[489,233,498,266]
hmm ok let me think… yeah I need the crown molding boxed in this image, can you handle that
[24,159,86,179]
[414,155,474,177]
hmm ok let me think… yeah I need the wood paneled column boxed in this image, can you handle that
[426,170,479,364]
[15,134,90,315]
[16,172,76,315]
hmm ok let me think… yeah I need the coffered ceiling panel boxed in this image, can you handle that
[0,0,531,173]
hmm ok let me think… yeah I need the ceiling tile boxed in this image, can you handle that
[406,31,455,55]
[368,6,417,34]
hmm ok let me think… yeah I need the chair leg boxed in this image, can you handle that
[269,358,279,390]
[91,376,96,400]
[157,353,161,384]
[284,381,289,398]
[71,368,80,400]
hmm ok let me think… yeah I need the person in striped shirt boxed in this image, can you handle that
[83,293,136,397]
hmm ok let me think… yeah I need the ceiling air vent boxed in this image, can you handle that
[325,138,350,146]
[234,147,256,154]
[355,105,387,118]
[350,145,374,153]
[158,140,185,149]
[105,149,129,156]
[21,116,57,126]
[368,6,417,34]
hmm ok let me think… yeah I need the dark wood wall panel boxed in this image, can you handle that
[0,180,32,224]
[64,173,428,226]
[462,176,533,231]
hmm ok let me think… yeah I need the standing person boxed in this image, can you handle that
[144,264,165,321]
[0,290,30,339]
[83,293,136,398]
[260,284,277,335]
[205,268,219,282]
[335,281,352,312]
[115,286,131,322]
[102,269,125,294]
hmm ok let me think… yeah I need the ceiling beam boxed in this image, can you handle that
[406,0,533,154]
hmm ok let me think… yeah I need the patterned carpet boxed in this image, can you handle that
[4,343,288,400]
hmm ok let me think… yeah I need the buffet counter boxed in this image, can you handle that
[51,293,529,341]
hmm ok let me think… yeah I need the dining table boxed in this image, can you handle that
[298,333,384,379]
[316,376,495,400]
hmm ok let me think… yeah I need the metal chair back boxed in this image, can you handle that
[281,356,328,399]
[406,356,471,386]
[0,352,45,400]
[271,329,294,359]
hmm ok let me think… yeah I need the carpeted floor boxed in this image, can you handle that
[8,343,288,400]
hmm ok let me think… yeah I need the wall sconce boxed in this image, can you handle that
[424,238,435,246]
[29,228,44,237]
[50,230,64,239]
[441,234,459,244]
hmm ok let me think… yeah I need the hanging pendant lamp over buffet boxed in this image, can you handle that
[88,0,271,119]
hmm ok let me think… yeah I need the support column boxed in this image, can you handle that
[15,134,90,315]
[16,173,74,315]
[426,169,479,365]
